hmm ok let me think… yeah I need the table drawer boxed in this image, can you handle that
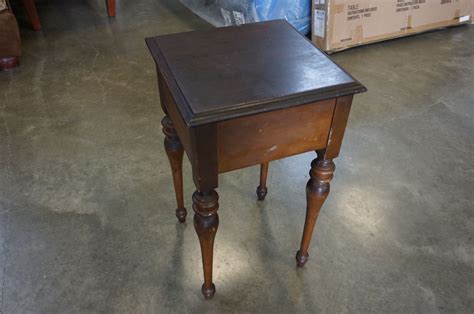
[217,99,336,173]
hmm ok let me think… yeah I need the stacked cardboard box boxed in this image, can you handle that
[312,0,473,52]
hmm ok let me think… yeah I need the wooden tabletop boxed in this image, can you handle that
[146,20,366,127]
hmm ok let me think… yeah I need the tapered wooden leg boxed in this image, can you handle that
[162,116,187,223]
[256,162,269,200]
[193,189,219,299]
[21,0,41,31]
[296,153,335,267]
[105,0,116,17]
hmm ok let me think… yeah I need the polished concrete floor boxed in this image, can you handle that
[1,1,473,313]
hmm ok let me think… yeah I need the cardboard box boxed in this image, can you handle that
[312,0,473,52]
[472,0,474,23]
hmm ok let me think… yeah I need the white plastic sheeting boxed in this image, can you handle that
[180,0,311,34]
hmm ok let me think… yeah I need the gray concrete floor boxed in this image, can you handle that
[1,0,473,313]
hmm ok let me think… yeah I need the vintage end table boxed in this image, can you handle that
[146,20,366,299]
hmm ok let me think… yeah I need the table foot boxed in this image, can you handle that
[295,250,309,267]
[296,153,334,267]
[256,186,268,201]
[176,208,187,223]
[202,283,216,299]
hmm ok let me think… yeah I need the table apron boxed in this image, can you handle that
[216,99,336,173]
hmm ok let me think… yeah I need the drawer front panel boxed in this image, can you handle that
[217,99,336,173]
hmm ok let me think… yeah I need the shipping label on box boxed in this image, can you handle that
[312,0,473,52]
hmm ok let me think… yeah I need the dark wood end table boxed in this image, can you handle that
[146,20,366,299]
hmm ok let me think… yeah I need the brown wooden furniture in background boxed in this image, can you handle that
[105,0,115,17]
[21,0,116,31]
[146,20,366,299]
[0,0,22,70]
[22,0,40,30]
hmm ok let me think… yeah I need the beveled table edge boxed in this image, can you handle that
[145,20,367,127]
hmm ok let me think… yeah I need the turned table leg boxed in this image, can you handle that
[296,151,335,267]
[162,116,187,223]
[193,189,219,299]
[256,162,269,200]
